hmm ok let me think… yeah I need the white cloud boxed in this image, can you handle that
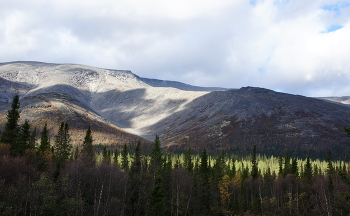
[0,0,349,96]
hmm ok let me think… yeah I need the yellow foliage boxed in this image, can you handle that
[219,175,234,205]
[233,172,242,187]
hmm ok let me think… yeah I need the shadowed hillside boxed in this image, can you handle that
[154,87,350,158]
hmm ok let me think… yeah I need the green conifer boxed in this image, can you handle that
[251,145,258,179]
[39,123,50,152]
[304,156,313,182]
[81,125,95,165]
[121,144,129,169]
[0,95,20,154]
[291,157,298,176]
[231,157,236,177]
[148,168,166,216]
[150,135,162,173]
[184,148,193,172]
[326,149,334,176]
[283,151,291,177]
[54,122,72,164]
[126,141,144,215]
[16,119,31,156]
[278,153,283,175]
[113,149,118,165]
[198,148,211,215]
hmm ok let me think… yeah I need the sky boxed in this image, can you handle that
[0,0,350,97]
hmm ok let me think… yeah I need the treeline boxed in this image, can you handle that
[0,96,350,215]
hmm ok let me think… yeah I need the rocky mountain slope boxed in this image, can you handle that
[1,61,350,157]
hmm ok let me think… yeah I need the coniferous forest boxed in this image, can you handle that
[1,96,350,215]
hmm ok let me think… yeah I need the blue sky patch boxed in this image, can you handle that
[250,0,258,6]
[322,1,350,14]
[323,25,343,33]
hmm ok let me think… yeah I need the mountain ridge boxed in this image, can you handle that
[1,61,350,158]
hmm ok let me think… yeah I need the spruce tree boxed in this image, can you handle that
[326,149,334,176]
[278,153,283,175]
[213,150,226,182]
[54,122,72,164]
[63,122,70,151]
[148,168,166,216]
[0,95,20,154]
[39,123,50,152]
[304,156,313,182]
[283,151,291,177]
[16,120,31,156]
[130,141,142,175]
[121,144,129,170]
[150,135,162,173]
[113,149,118,165]
[81,125,95,165]
[127,141,144,215]
[198,148,211,215]
[251,145,258,179]
[183,148,193,172]
[326,149,335,195]
[231,157,236,177]
[291,157,298,176]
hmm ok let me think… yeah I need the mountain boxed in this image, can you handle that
[1,61,350,158]
[155,88,350,158]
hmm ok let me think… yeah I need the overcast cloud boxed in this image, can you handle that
[0,0,350,97]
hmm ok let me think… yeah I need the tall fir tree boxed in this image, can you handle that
[198,148,211,215]
[39,123,50,152]
[121,144,129,170]
[231,157,236,177]
[326,149,334,176]
[53,122,72,164]
[251,145,258,180]
[278,153,283,175]
[0,95,20,154]
[183,148,193,172]
[283,151,291,177]
[150,135,163,174]
[126,140,144,216]
[291,157,298,176]
[213,150,226,182]
[304,156,313,183]
[148,167,166,216]
[81,125,95,165]
[16,119,31,156]
[113,149,118,165]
